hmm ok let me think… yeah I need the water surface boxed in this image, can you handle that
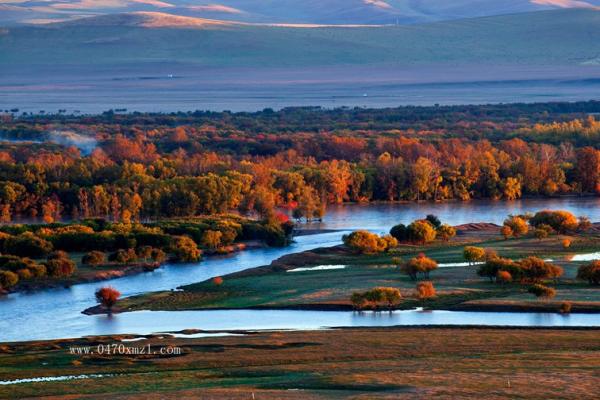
[1,198,600,342]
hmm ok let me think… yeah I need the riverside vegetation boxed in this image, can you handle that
[0,215,292,293]
[112,210,600,314]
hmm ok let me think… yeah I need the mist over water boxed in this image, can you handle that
[47,130,98,155]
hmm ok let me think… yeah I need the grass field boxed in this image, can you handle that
[2,9,600,67]
[0,327,598,399]
[114,228,600,314]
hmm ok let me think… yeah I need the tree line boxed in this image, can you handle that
[1,102,600,223]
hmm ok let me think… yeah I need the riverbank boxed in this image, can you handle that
[2,241,267,296]
[105,224,600,315]
[1,327,598,399]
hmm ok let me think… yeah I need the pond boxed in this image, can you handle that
[1,198,600,343]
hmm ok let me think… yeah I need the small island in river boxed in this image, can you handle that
[104,211,600,315]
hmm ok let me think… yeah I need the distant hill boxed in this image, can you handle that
[2,0,600,26]
[1,9,599,68]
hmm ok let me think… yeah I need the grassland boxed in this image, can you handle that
[112,225,600,314]
[0,327,598,399]
[2,9,599,67]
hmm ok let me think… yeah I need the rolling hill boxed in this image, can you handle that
[2,0,600,26]
[1,9,599,68]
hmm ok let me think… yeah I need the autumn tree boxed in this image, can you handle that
[201,230,223,250]
[416,281,436,300]
[530,210,578,233]
[45,257,76,277]
[528,284,556,299]
[342,231,397,254]
[575,147,600,193]
[577,261,600,285]
[496,270,513,284]
[407,220,436,244]
[503,216,529,237]
[463,246,486,266]
[0,270,19,289]
[436,224,456,241]
[95,286,121,312]
[172,235,202,262]
[82,251,106,265]
[402,254,438,280]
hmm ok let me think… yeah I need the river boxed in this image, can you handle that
[1,198,599,342]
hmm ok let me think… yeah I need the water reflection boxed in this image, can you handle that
[304,198,600,233]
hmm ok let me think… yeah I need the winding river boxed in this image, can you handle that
[1,198,600,342]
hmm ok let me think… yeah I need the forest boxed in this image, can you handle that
[1,101,600,224]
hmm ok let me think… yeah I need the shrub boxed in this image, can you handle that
[343,230,392,254]
[389,223,409,241]
[402,254,438,280]
[528,284,556,299]
[577,261,600,285]
[4,232,53,257]
[376,287,402,308]
[201,230,223,250]
[436,224,456,241]
[28,264,47,278]
[503,216,529,237]
[416,281,436,299]
[0,256,37,272]
[109,248,137,264]
[350,292,368,309]
[484,249,498,261]
[577,216,592,232]
[534,228,549,240]
[172,235,202,262]
[0,270,19,288]
[16,268,32,280]
[496,270,513,284]
[500,225,513,239]
[407,220,436,244]
[537,224,555,235]
[136,246,153,261]
[530,210,578,233]
[82,251,106,265]
[379,235,398,251]
[425,214,441,228]
[45,257,76,277]
[351,287,402,309]
[477,257,516,282]
[559,301,572,314]
[95,286,121,311]
[150,248,167,262]
[463,246,486,266]
[519,257,563,282]
[132,232,172,248]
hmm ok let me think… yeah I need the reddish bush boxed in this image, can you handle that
[496,270,513,283]
[95,286,121,310]
[416,281,436,299]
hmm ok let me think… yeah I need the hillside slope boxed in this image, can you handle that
[1,9,599,67]
[2,0,600,26]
